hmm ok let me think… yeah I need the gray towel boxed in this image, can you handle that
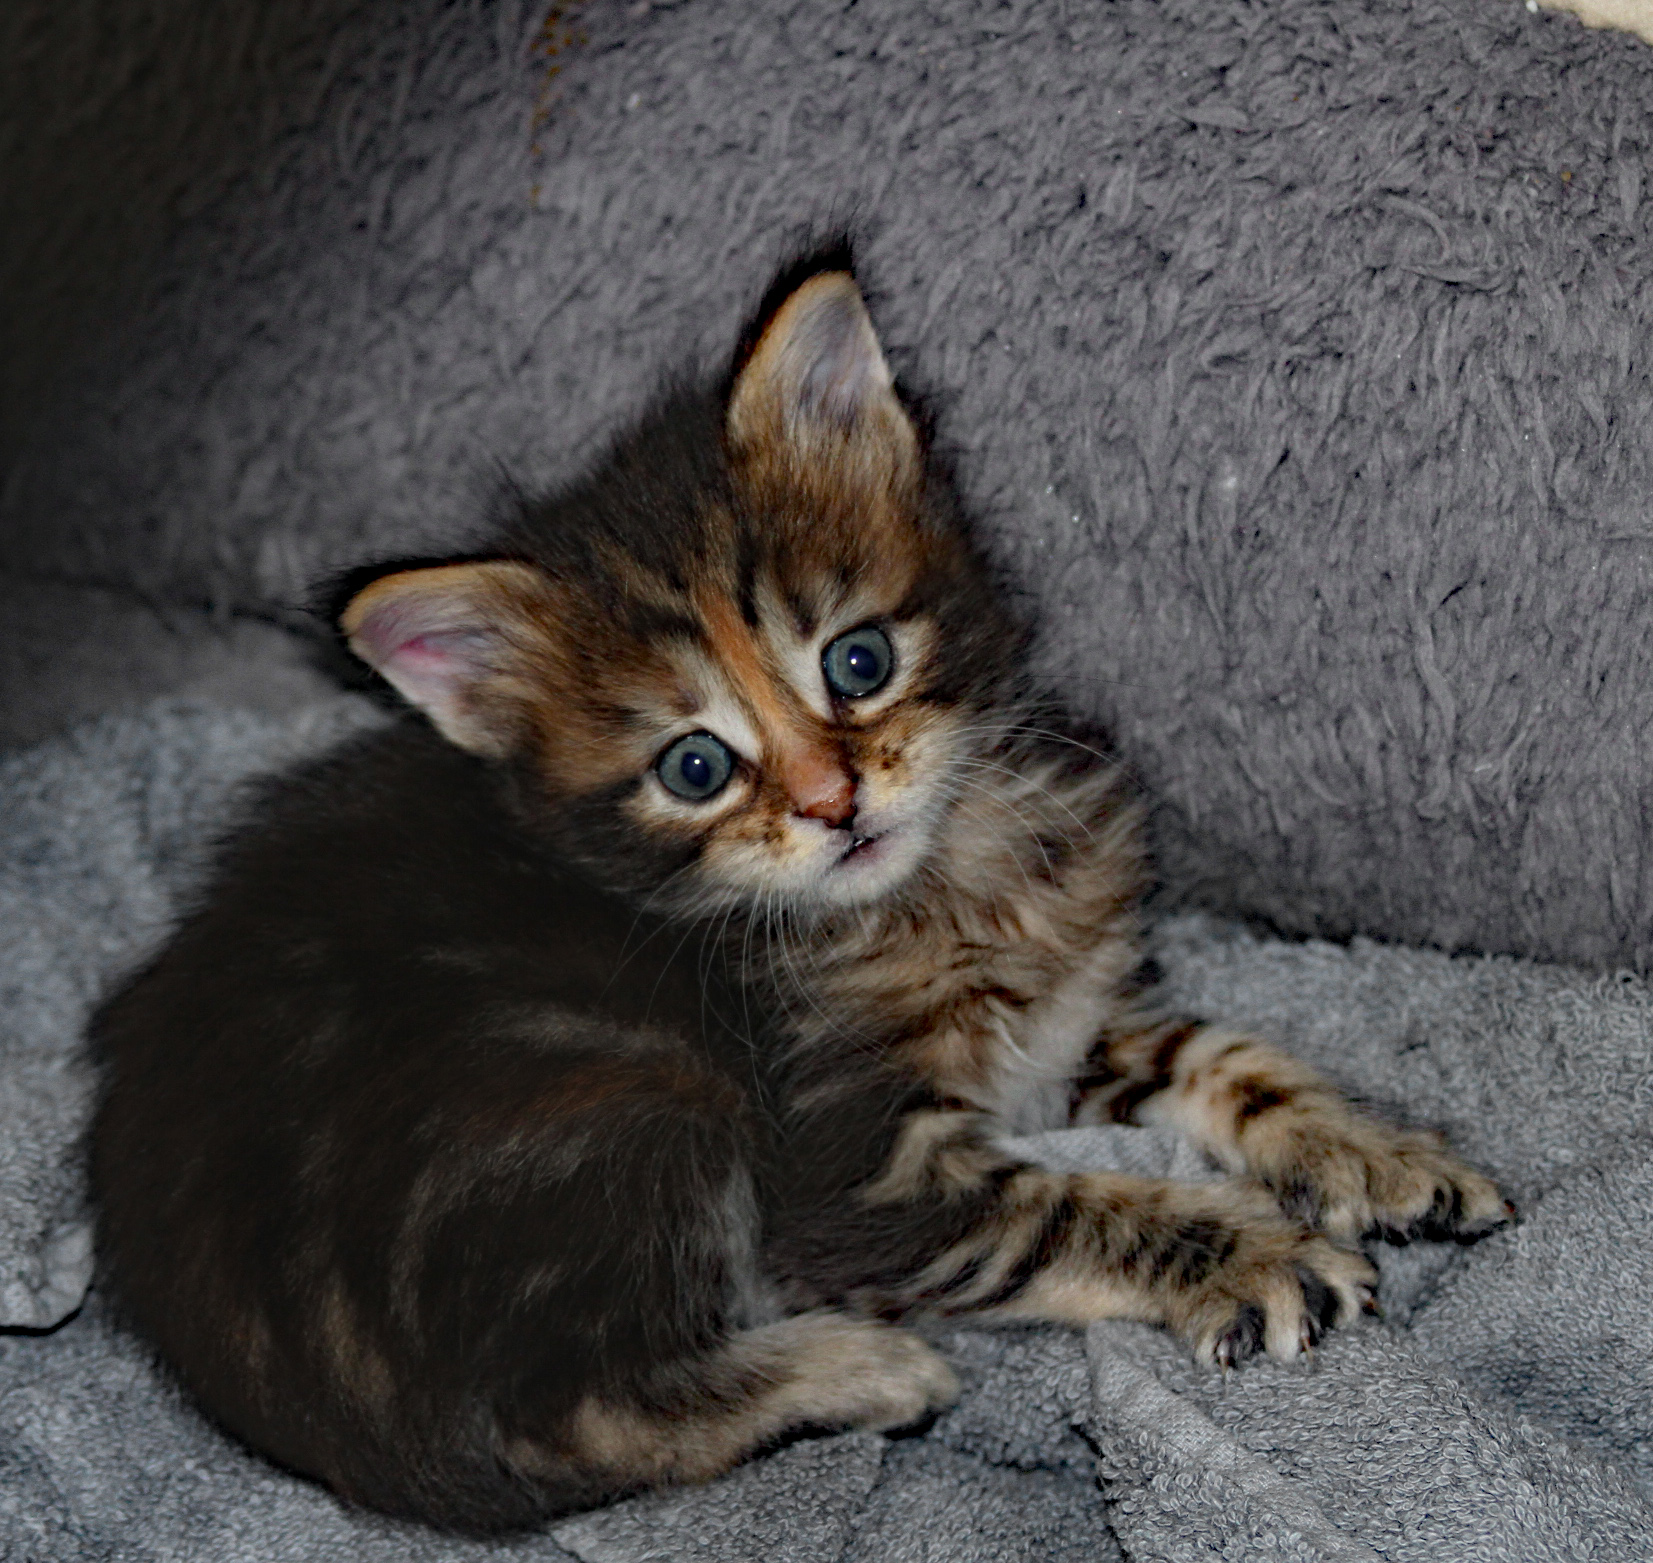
[4,698,1653,1560]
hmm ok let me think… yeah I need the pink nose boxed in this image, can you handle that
[785,750,856,827]
[796,785,855,827]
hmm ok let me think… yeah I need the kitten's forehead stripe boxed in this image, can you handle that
[694,591,810,742]
[784,590,816,640]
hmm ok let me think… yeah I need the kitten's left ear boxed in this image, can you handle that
[727,271,920,485]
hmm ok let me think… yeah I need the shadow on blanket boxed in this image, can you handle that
[1,696,1650,1561]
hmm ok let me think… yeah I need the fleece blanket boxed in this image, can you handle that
[3,697,1653,1562]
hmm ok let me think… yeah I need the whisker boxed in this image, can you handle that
[703,900,768,1096]
[695,897,739,1021]
[939,763,1085,870]
[947,714,1152,797]
[643,899,721,1025]
[942,791,1044,906]
[945,754,1096,843]
[762,896,886,1063]
[596,857,706,1002]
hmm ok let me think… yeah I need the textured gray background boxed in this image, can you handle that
[5,0,1653,971]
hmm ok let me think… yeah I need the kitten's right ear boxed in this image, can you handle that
[339,561,552,757]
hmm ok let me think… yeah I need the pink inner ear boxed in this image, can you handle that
[392,630,490,671]
[341,560,546,753]
[349,594,498,726]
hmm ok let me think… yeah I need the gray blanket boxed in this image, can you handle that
[4,698,1653,1561]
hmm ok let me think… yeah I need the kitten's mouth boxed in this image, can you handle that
[813,818,924,906]
[835,830,886,866]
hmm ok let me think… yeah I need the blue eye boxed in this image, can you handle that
[656,732,735,802]
[822,626,894,699]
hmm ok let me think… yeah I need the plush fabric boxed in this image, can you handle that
[4,695,1653,1559]
[0,0,389,483]
[6,0,1653,974]
[0,576,340,752]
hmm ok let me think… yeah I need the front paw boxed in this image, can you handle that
[1258,1120,1514,1246]
[1155,1200,1376,1368]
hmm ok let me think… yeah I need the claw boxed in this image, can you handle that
[1295,1266,1339,1339]
[1213,1304,1265,1372]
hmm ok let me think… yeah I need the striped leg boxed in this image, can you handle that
[1075,1021,1513,1243]
[779,1107,1374,1368]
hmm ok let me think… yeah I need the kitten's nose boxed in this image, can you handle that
[785,749,857,828]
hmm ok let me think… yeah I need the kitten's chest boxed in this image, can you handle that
[984,934,1134,1132]
[923,768,1143,1131]
[790,748,1145,1131]
[806,858,1141,1134]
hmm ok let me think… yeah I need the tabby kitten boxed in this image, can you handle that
[90,255,1510,1535]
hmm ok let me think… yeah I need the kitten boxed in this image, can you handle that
[90,253,1511,1535]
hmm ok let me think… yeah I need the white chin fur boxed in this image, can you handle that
[699,790,947,915]
[810,822,930,909]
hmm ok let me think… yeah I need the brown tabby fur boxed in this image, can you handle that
[90,251,1510,1534]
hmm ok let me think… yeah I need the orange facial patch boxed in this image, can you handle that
[694,589,854,822]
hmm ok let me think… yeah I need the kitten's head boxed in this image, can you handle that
[340,260,1019,915]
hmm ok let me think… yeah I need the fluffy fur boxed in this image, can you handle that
[89,258,1508,1534]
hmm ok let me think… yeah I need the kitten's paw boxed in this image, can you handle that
[1259,1122,1513,1246]
[1166,1217,1375,1368]
[1361,1133,1514,1246]
[777,1313,960,1433]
